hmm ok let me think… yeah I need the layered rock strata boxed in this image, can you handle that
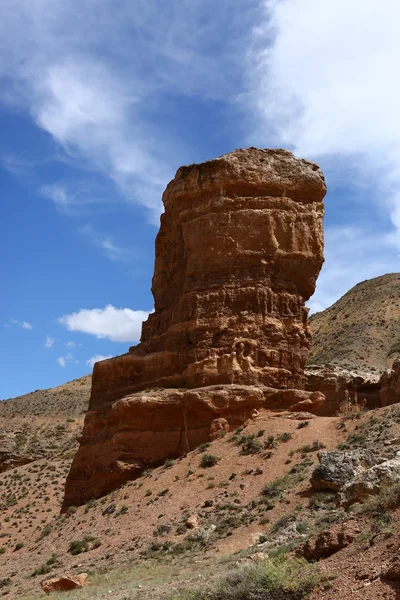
[63,148,326,508]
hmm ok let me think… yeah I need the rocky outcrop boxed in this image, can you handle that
[339,451,400,507]
[380,358,400,407]
[0,432,41,473]
[63,148,326,509]
[311,449,400,507]
[311,449,377,492]
[305,364,381,416]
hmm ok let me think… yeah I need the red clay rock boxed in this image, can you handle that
[41,573,87,594]
[63,148,326,508]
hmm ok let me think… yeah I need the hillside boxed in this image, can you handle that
[1,401,400,599]
[309,273,400,370]
[0,375,91,473]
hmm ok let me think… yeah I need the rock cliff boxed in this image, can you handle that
[63,148,326,508]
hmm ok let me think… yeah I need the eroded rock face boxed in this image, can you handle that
[63,148,326,508]
[305,364,381,416]
[380,358,400,407]
[93,149,325,406]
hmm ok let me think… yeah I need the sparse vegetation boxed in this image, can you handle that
[168,557,319,600]
[200,454,219,468]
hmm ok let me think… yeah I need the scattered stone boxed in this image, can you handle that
[185,515,199,530]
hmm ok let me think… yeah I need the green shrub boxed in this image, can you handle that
[40,524,53,537]
[68,538,89,555]
[200,454,219,468]
[168,556,319,599]
[153,523,171,536]
[278,432,292,442]
[240,435,262,455]
[198,442,211,452]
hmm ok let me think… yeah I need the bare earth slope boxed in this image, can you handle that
[309,273,400,370]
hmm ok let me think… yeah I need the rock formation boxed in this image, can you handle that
[380,358,400,407]
[305,364,381,415]
[63,148,326,509]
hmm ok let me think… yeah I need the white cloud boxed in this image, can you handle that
[45,336,55,348]
[11,319,32,330]
[65,341,76,348]
[56,352,76,367]
[250,1,400,236]
[244,0,400,308]
[86,354,112,368]
[58,304,150,342]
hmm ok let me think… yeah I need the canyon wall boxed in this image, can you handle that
[63,148,326,509]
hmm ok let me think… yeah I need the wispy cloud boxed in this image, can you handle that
[86,354,112,368]
[56,356,67,368]
[79,224,126,262]
[58,304,151,343]
[0,1,264,223]
[10,319,32,330]
[45,336,55,348]
[65,341,76,348]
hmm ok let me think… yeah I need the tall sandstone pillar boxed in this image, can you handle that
[63,148,326,508]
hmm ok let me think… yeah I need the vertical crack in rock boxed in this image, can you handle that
[63,147,326,509]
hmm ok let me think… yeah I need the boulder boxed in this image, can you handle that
[339,451,400,507]
[185,515,199,530]
[41,573,88,594]
[381,553,400,580]
[63,148,326,508]
[209,418,229,440]
[298,522,358,560]
[311,449,377,492]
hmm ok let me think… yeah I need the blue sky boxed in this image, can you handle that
[2,0,400,399]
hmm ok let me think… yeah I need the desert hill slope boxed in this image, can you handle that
[309,273,400,370]
[0,375,91,472]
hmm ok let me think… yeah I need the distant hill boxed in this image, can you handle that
[0,375,91,472]
[309,273,400,371]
